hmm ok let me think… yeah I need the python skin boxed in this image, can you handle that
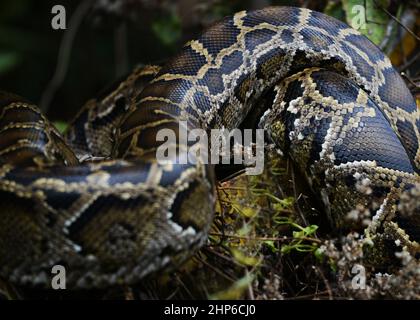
[0,7,418,288]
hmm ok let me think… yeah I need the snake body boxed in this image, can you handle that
[0,7,419,288]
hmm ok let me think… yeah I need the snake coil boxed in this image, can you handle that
[0,6,418,288]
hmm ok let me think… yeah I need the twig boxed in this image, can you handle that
[203,246,244,268]
[195,255,236,282]
[40,0,93,112]
[219,168,248,183]
[373,0,420,42]
[284,290,331,300]
[315,266,333,300]
[289,160,309,227]
[208,232,322,244]
[165,287,180,300]
[398,51,420,72]
[0,278,21,300]
[174,273,195,299]
[401,72,420,89]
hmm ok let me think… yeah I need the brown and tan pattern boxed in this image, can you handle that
[0,7,418,288]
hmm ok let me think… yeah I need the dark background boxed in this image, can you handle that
[0,0,418,124]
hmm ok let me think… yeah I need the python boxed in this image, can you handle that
[0,6,418,288]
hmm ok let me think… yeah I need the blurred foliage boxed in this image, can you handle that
[151,10,182,47]
[0,52,19,73]
[53,121,68,133]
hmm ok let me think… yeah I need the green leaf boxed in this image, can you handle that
[292,224,318,239]
[295,244,317,252]
[329,259,338,273]
[263,240,278,253]
[280,244,293,254]
[230,248,261,267]
[303,225,318,237]
[0,52,19,74]
[152,11,181,48]
[272,196,294,211]
[324,0,346,21]
[272,215,291,225]
[53,121,68,134]
[314,247,325,262]
[239,206,259,218]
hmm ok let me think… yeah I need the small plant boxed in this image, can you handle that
[273,216,320,255]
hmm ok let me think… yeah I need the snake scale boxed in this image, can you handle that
[0,6,419,288]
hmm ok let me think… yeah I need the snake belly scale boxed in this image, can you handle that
[0,6,418,288]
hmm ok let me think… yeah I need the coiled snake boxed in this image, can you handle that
[0,7,419,288]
